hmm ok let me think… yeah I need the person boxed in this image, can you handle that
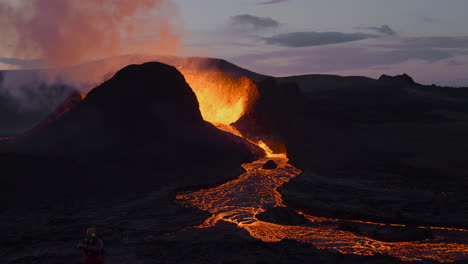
[77,227,104,264]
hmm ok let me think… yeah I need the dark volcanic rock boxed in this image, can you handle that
[339,222,432,242]
[133,222,409,264]
[234,78,306,154]
[27,91,84,133]
[372,225,432,242]
[262,160,277,169]
[378,73,415,85]
[256,207,307,226]
[237,76,468,228]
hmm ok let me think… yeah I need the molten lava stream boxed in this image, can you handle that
[176,70,467,263]
[176,156,468,263]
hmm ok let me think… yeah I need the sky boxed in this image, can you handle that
[173,0,468,86]
[1,0,468,86]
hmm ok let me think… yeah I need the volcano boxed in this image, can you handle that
[13,62,260,157]
[0,62,262,206]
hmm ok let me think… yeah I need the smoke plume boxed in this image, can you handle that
[0,0,184,113]
[0,0,183,68]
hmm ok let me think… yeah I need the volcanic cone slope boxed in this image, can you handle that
[1,62,261,204]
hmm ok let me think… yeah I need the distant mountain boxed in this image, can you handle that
[151,56,271,82]
[277,74,375,93]
[276,73,422,95]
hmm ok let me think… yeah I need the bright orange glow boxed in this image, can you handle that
[179,69,287,158]
[257,141,287,158]
[179,69,258,125]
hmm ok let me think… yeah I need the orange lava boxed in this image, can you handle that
[177,157,297,227]
[179,69,258,125]
[257,141,287,158]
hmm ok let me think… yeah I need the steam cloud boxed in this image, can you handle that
[0,0,184,112]
[0,0,183,68]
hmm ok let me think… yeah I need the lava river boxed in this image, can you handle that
[176,156,468,263]
[175,70,467,263]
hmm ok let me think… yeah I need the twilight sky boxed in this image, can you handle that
[1,0,468,86]
[174,0,468,86]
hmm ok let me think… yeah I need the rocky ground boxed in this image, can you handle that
[235,75,468,229]
[280,169,468,228]
[1,187,450,264]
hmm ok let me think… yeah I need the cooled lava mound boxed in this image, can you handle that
[16,62,260,159]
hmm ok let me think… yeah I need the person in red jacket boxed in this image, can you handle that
[77,228,104,264]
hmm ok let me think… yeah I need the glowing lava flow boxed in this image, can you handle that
[178,71,467,262]
[179,69,258,125]
[176,157,468,263]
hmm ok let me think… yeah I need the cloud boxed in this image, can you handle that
[371,36,468,58]
[382,48,453,62]
[447,59,463,66]
[233,42,456,76]
[230,14,280,31]
[259,0,289,4]
[0,57,42,68]
[398,37,468,49]
[263,31,376,47]
[355,25,396,35]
